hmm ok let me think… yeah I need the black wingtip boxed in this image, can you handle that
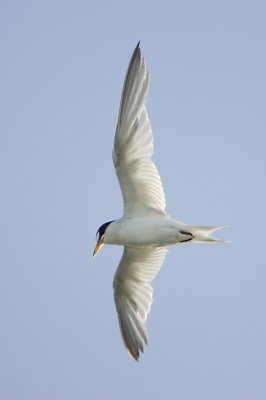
[127,41,141,68]
[127,348,140,362]
[134,41,140,53]
[126,342,146,362]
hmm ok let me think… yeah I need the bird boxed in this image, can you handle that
[93,42,224,361]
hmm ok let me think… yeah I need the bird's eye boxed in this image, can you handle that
[96,231,100,241]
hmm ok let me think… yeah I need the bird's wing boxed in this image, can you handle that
[113,43,166,217]
[113,246,167,360]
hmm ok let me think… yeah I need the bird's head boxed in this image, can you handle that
[93,221,114,257]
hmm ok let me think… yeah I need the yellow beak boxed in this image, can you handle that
[93,237,104,257]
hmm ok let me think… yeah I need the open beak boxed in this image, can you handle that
[93,237,104,257]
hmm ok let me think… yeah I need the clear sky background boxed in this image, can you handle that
[1,1,265,399]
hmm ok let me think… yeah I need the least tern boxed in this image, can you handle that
[94,42,224,361]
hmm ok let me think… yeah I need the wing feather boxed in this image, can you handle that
[113,43,166,216]
[113,247,167,360]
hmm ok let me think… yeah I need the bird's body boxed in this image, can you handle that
[103,216,193,247]
[93,42,225,361]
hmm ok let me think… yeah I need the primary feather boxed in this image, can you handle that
[113,247,167,360]
[113,43,166,216]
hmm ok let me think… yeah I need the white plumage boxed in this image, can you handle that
[113,247,167,360]
[94,43,224,361]
[113,43,165,216]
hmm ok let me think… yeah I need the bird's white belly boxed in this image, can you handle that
[104,217,190,247]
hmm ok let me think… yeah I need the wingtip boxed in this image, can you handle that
[132,41,141,56]
[133,41,141,56]
[127,348,139,362]
[126,341,147,362]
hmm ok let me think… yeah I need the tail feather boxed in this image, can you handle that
[188,225,227,243]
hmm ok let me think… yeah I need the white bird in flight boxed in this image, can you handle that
[93,42,224,361]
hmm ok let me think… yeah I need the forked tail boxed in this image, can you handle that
[188,225,227,243]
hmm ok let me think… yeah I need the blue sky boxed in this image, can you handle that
[1,0,266,399]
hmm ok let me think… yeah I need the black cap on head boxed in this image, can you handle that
[96,220,114,240]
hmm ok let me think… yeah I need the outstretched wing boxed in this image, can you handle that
[113,246,167,360]
[113,43,166,217]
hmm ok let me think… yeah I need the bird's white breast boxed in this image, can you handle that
[104,216,189,247]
